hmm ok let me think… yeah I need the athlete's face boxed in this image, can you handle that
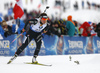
[41,18,48,24]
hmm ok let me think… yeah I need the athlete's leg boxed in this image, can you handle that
[32,36,42,63]
[16,35,33,55]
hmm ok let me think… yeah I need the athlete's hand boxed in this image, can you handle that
[43,30,47,33]
[21,28,25,33]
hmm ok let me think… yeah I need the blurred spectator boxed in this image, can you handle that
[30,0,33,4]
[0,24,4,39]
[55,0,61,6]
[8,2,13,17]
[66,0,70,9]
[87,1,91,9]
[79,22,95,37]
[91,3,96,10]
[82,0,84,9]
[45,0,48,4]
[4,15,9,21]
[41,0,44,4]
[46,20,61,37]
[4,3,9,9]
[95,22,100,37]
[0,34,3,39]
[0,19,4,38]
[73,20,79,36]
[25,0,28,5]
[88,22,97,36]
[62,0,66,12]
[74,27,79,36]
[53,21,61,33]
[0,13,3,17]
[41,0,48,4]
[65,15,75,36]
[17,19,26,35]
[58,20,67,35]
[97,4,100,10]
[1,20,15,37]
[0,17,2,22]
[74,1,78,10]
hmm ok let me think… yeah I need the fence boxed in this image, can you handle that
[0,34,100,56]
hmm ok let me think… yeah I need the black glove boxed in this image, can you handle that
[79,34,81,36]
[20,30,23,33]
[58,34,62,37]
[4,32,8,37]
[4,31,12,37]
[88,33,91,36]
[21,28,25,33]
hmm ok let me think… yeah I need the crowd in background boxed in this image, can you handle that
[55,0,100,11]
[0,0,100,39]
[74,0,100,10]
[0,10,100,38]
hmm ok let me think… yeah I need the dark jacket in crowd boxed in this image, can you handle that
[95,23,100,37]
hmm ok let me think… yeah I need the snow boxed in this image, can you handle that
[1,0,100,73]
[61,9,100,24]
[0,54,100,73]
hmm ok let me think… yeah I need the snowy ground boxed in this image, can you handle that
[0,54,100,73]
[1,0,100,73]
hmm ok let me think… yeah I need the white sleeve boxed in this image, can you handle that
[80,28,84,34]
[0,34,3,39]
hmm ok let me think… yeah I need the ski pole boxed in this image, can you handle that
[44,6,49,13]
[7,33,23,47]
[11,33,22,44]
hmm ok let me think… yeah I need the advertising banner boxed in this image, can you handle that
[93,36,100,53]
[63,36,88,54]
[1,34,100,56]
[0,35,17,56]
[86,37,93,54]
[56,36,64,55]
[26,35,58,56]
[17,34,25,56]
[26,39,37,56]
[43,35,58,55]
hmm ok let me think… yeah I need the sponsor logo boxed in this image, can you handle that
[0,50,9,55]
[0,40,10,49]
[28,40,45,49]
[68,50,82,54]
[97,40,100,48]
[68,40,83,49]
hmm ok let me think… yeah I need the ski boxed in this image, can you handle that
[7,54,18,64]
[7,60,12,64]
[24,62,52,66]
[7,58,15,64]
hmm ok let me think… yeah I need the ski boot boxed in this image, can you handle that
[32,55,38,64]
[7,54,18,64]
